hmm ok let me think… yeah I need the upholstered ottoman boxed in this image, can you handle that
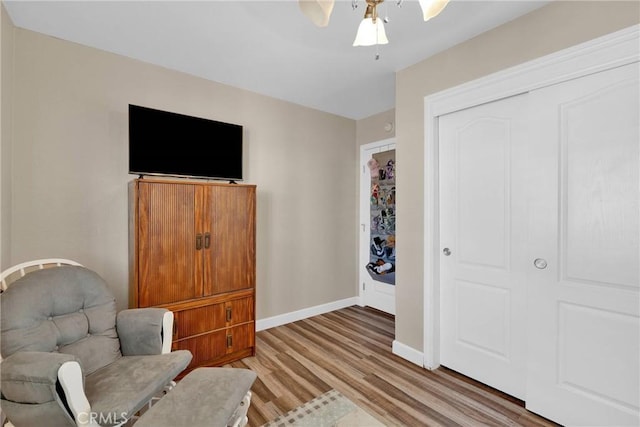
[135,367,257,427]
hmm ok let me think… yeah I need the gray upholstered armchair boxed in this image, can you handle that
[0,260,192,427]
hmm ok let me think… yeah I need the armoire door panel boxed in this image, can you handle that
[204,186,256,295]
[137,182,202,306]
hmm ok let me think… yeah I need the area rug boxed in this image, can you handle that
[261,389,384,427]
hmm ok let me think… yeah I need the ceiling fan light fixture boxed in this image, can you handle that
[298,0,335,27]
[353,17,389,46]
[418,0,449,21]
[353,1,388,47]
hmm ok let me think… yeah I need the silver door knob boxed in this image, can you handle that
[443,248,451,256]
[534,258,547,269]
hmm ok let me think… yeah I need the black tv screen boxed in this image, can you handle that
[129,105,243,181]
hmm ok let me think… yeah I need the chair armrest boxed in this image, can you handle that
[117,308,173,356]
[1,351,80,404]
[1,352,92,426]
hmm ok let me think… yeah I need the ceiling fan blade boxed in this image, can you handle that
[298,0,335,28]
[418,0,449,22]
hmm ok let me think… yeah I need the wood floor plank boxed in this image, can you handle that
[274,352,332,395]
[225,306,558,427]
[358,355,519,427]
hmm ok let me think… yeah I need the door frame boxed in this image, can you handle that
[422,24,639,370]
[359,138,396,310]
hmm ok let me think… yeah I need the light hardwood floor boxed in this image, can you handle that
[226,306,557,427]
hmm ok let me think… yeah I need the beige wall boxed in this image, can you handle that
[356,109,395,146]
[10,28,357,316]
[395,1,640,352]
[1,3,14,270]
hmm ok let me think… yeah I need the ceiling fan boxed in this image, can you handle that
[298,0,450,47]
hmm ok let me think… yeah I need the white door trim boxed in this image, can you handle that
[423,24,640,370]
[359,138,396,308]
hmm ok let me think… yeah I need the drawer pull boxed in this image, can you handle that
[226,334,233,348]
[226,307,233,322]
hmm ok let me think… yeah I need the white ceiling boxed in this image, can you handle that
[3,0,549,119]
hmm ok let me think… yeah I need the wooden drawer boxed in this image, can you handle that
[225,296,254,327]
[172,323,255,370]
[172,296,254,339]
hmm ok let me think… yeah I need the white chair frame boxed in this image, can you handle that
[1,258,83,291]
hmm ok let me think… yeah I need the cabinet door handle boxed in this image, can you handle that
[204,232,211,249]
[226,307,232,322]
[226,334,233,348]
[196,234,203,250]
[173,319,178,337]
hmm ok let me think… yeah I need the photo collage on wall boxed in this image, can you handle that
[366,150,396,285]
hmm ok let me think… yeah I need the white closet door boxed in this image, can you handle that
[360,141,396,315]
[439,94,529,399]
[526,62,639,426]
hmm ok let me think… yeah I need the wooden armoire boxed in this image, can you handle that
[129,178,256,371]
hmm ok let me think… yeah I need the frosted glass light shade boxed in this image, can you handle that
[352,18,389,47]
[299,0,335,28]
[418,0,449,21]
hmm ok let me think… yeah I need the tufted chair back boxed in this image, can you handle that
[1,266,122,375]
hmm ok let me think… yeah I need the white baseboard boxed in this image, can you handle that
[392,340,424,367]
[256,297,360,332]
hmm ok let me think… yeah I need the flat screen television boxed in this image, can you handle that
[129,105,243,181]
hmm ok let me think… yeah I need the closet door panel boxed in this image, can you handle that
[439,94,529,400]
[526,62,639,427]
